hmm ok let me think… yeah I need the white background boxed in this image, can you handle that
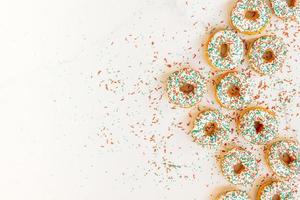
[0,0,300,199]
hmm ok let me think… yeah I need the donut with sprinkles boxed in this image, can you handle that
[191,110,230,147]
[256,180,296,200]
[215,71,253,110]
[166,67,206,108]
[216,190,250,200]
[206,29,244,71]
[220,147,258,185]
[248,35,288,76]
[266,140,300,180]
[237,107,278,145]
[231,0,271,35]
[270,0,300,21]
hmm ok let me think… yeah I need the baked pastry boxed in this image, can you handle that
[166,67,206,107]
[270,0,300,21]
[266,139,300,180]
[256,180,296,200]
[206,29,244,71]
[216,190,250,200]
[220,147,258,185]
[238,107,278,145]
[248,35,287,76]
[231,0,271,34]
[215,71,253,110]
[191,110,230,147]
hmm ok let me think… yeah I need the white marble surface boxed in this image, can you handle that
[0,0,300,199]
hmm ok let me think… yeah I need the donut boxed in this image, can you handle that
[220,147,258,185]
[216,190,250,200]
[266,140,300,180]
[215,71,253,110]
[237,107,278,145]
[256,180,296,200]
[166,67,206,108]
[248,35,288,76]
[191,110,230,147]
[270,0,300,21]
[206,30,244,71]
[231,0,271,35]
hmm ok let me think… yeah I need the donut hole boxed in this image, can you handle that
[254,121,264,133]
[263,50,276,63]
[280,152,296,166]
[272,194,281,200]
[233,162,245,174]
[245,10,260,21]
[204,122,219,136]
[180,83,195,95]
[220,43,229,58]
[286,0,297,8]
[227,85,241,97]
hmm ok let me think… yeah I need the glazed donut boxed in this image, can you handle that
[270,0,300,21]
[231,0,271,35]
[166,67,206,108]
[191,110,230,147]
[206,29,244,71]
[238,107,278,145]
[220,147,258,185]
[215,71,253,110]
[256,180,295,200]
[216,190,250,200]
[248,35,288,76]
[266,140,300,180]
